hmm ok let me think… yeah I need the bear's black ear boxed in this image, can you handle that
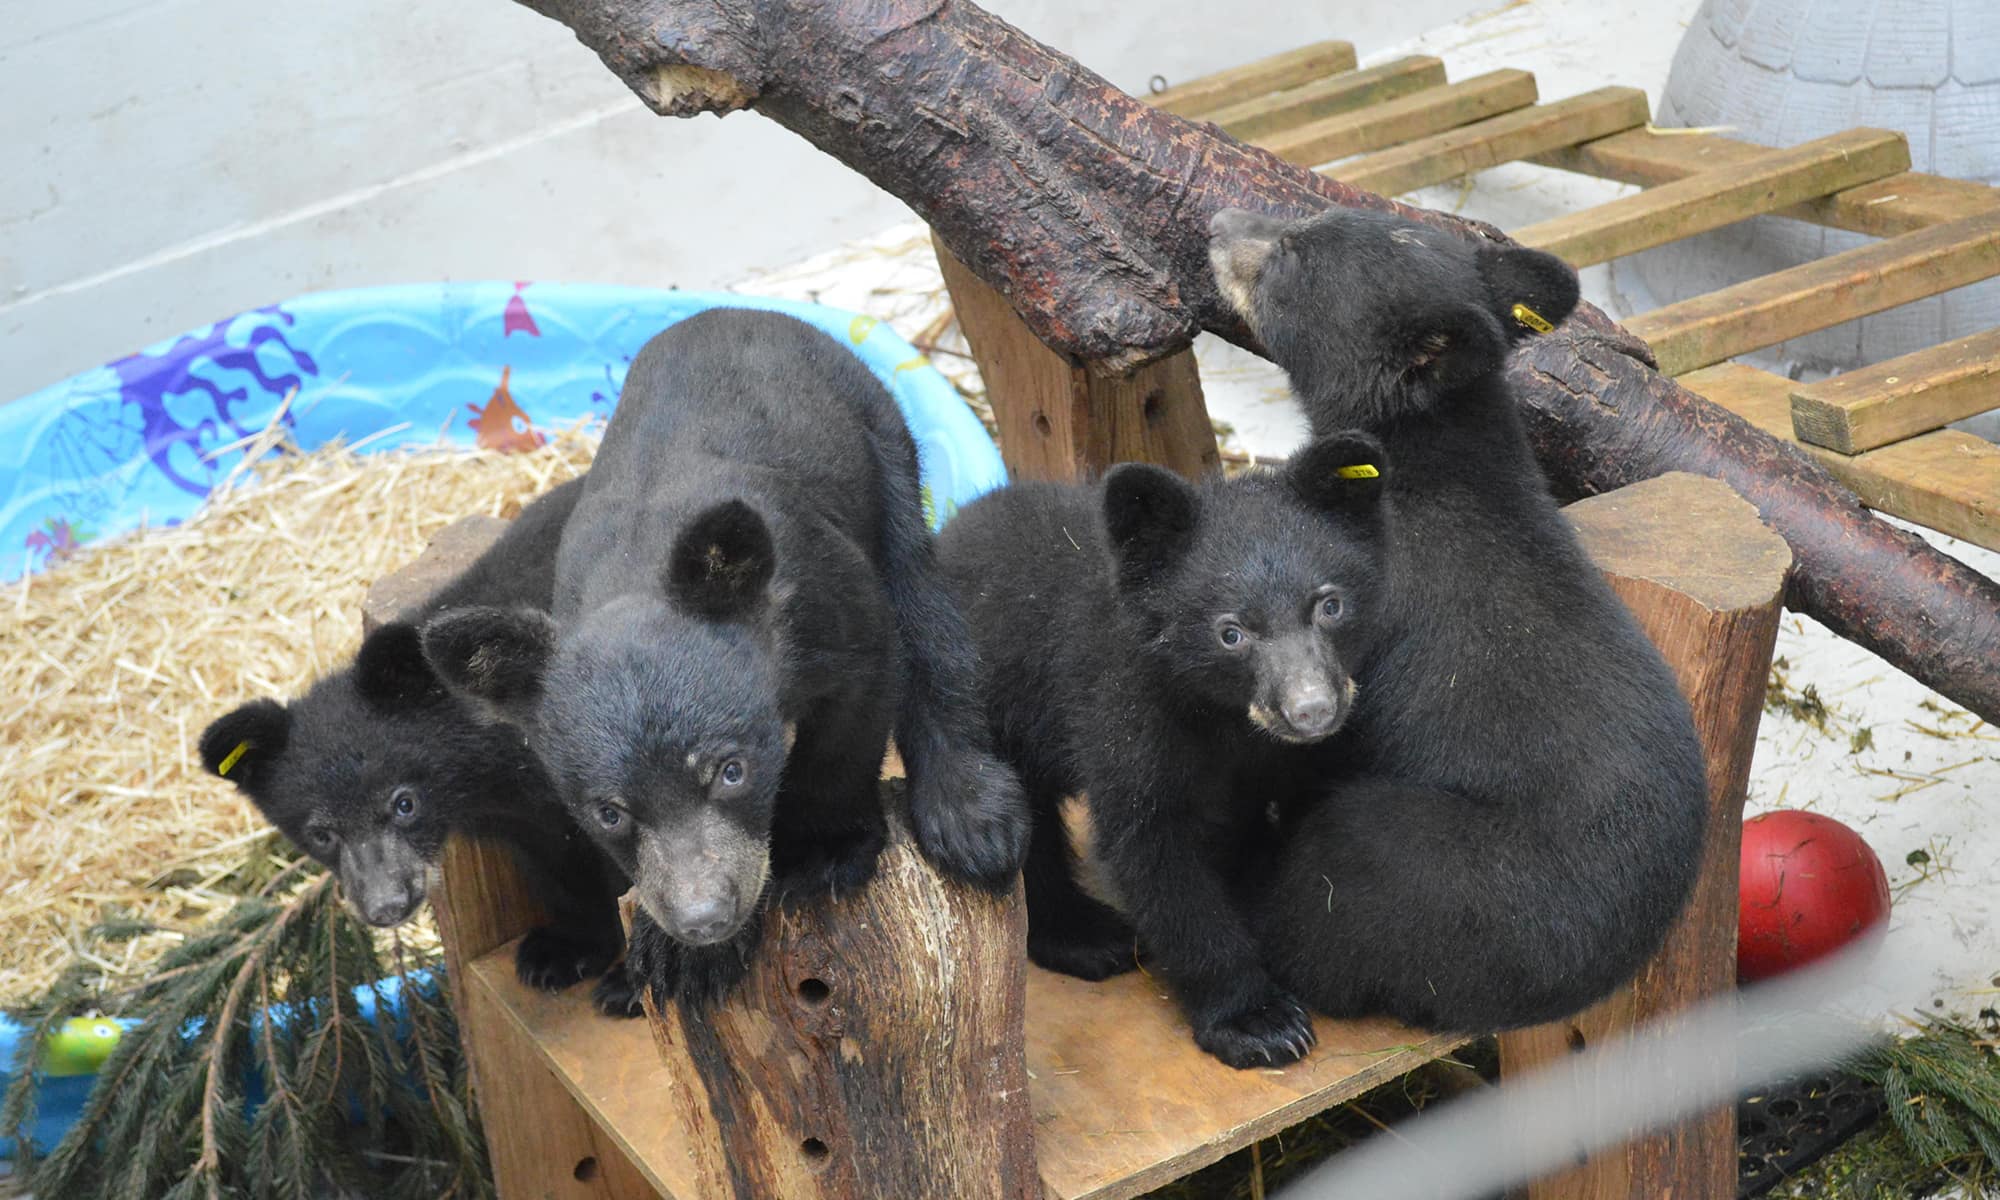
[1289,431,1390,518]
[1103,463,1199,586]
[1475,243,1580,343]
[420,606,557,715]
[354,622,446,710]
[1399,300,1509,396]
[199,699,290,793]
[665,500,776,620]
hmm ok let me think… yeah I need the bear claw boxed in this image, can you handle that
[514,925,619,992]
[1196,990,1317,1070]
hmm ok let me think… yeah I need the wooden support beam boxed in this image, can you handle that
[1503,472,1789,1200]
[1259,69,1539,169]
[1146,39,1356,117]
[935,235,1220,484]
[1686,361,2000,553]
[640,819,1040,1200]
[1628,210,2000,377]
[1789,326,2000,453]
[1203,55,1447,142]
[1333,86,1651,198]
[363,520,658,1200]
[1534,127,2000,238]
[1512,129,1911,267]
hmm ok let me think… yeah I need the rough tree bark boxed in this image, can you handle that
[512,0,2000,722]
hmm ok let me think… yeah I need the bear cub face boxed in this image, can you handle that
[422,500,790,948]
[199,623,524,926]
[1208,206,1579,426]
[1106,432,1389,742]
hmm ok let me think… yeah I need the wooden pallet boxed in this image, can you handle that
[1167,44,2000,552]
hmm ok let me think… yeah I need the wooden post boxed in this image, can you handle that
[641,806,1040,1200]
[365,518,658,1200]
[1500,472,1791,1199]
[934,235,1219,484]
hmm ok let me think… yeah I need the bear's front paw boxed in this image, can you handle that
[628,911,758,1016]
[590,962,646,1019]
[772,821,886,906]
[910,751,1031,892]
[514,925,619,992]
[1195,988,1317,1070]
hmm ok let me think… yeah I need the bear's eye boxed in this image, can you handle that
[306,827,338,853]
[595,804,624,831]
[1217,623,1246,649]
[1317,592,1345,623]
[389,786,419,819]
[719,759,747,788]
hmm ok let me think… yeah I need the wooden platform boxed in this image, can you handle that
[465,935,1456,1200]
[1155,43,2000,551]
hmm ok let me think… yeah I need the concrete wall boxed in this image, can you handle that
[1,0,1482,398]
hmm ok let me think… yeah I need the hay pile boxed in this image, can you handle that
[0,427,596,1004]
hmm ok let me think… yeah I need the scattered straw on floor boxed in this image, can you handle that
[0,428,596,1004]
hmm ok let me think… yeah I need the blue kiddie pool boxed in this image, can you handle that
[0,283,1008,580]
[0,284,1008,1157]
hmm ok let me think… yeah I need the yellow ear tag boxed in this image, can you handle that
[1512,303,1555,334]
[217,740,252,777]
[1336,464,1380,480]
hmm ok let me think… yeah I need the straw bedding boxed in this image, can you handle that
[0,426,596,1004]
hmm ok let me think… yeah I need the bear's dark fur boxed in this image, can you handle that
[937,434,1392,1067]
[421,308,1029,1011]
[198,477,642,1016]
[1208,205,1709,1033]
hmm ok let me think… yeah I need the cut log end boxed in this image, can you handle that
[647,65,755,115]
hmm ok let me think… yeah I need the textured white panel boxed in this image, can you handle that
[1740,0,1811,68]
[1722,54,1797,144]
[1710,0,1761,47]
[1953,0,2000,84]
[1793,2,1870,83]
[1934,80,2000,178]
[1858,295,1947,362]
[1866,0,1952,86]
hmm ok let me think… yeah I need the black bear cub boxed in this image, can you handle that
[199,477,641,1016]
[1209,204,1709,1033]
[422,308,1030,1011]
[937,434,1391,1068]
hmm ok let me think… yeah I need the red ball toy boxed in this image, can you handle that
[1738,809,1891,982]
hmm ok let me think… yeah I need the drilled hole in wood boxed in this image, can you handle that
[1033,412,1053,437]
[798,976,831,1006]
[1141,389,1166,423]
[801,1137,831,1170]
[1566,1026,1586,1053]
[573,1157,599,1182]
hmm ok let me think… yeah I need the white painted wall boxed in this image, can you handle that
[0,0,1483,398]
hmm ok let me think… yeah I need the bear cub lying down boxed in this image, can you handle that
[423,308,1031,1011]
[939,433,1392,1068]
[1210,204,1709,1035]
[200,477,641,1017]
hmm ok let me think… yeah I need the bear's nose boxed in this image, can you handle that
[362,887,418,927]
[1283,693,1336,737]
[672,896,736,946]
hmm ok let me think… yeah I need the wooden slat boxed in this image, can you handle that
[1628,211,2000,377]
[1147,40,1357,117]
[1789,326,2000,453]
[469,945,1459,1200]
[1535,128,2000,238]
[1333,86,1651,198]
[1512,129,1910,267]
[1204,55,1446,142]
[1686,361,2000,552]
[1259,69,1540,169]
